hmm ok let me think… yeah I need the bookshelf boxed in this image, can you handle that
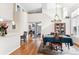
[54,23,65,35]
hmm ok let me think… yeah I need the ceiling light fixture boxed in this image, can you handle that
[0,18,3,21]
[51,3,61,22]
[12,21,15,25]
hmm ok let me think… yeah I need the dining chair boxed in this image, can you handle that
[64,34,71,49]
[50,32,54,35]
[49,42,63,51]
[20,31,27,42]
[65,35,70,37]
[49,37,63,51]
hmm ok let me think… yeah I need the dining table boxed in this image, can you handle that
[43,35,73,50]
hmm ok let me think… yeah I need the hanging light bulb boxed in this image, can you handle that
[0,18,3,21]
[54,3,61,22]
[51,3,62,22]
[54,14,59,20]
[12,21,15,25]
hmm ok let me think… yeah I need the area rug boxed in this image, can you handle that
[38,43,62,55]
[38,43,79,55]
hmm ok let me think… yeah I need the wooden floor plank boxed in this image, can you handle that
[10,36,79,55]
[10,37,38,55]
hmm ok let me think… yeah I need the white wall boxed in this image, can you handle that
[28,13,54,34]
[15,11,28,34]
[70,7,79,43]
[0,3,15,33]
[71,7,79,36]
[0,3,28,54]
[42,9,63,20]
[20,12,28,34]
[0,3,21,55]
[28,13,70,35]
[63,7,71,35]
[0,33,20,54]
[0,3,13,20]
[71,16,79,35]
[62,19,71,35]
[7,21,13,33]
[28,4,73,35]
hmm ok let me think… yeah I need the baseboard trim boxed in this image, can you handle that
[9,46,20,55]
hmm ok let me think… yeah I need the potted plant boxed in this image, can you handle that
[0,24,5,36]
[0,22,8,36]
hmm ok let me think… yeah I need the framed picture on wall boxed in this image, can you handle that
[32,24,35,27]
[73,26,77,34]
[12,25,16,29]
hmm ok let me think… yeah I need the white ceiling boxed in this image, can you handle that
[19,3,79,14]
[20,3,42,12]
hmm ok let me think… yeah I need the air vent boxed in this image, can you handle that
[65,16,70,19]
[28,8,42,14]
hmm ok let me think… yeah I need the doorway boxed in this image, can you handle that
[28,21,41,38]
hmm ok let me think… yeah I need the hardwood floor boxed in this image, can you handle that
[10,36,79,55]
[74,43,79,48]
[10,37,39,55]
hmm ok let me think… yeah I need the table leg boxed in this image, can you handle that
[68,43,70,49]
[60,43,63,51]
[43,42,46,48]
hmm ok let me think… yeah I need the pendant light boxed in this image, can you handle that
[51,3,61,22]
